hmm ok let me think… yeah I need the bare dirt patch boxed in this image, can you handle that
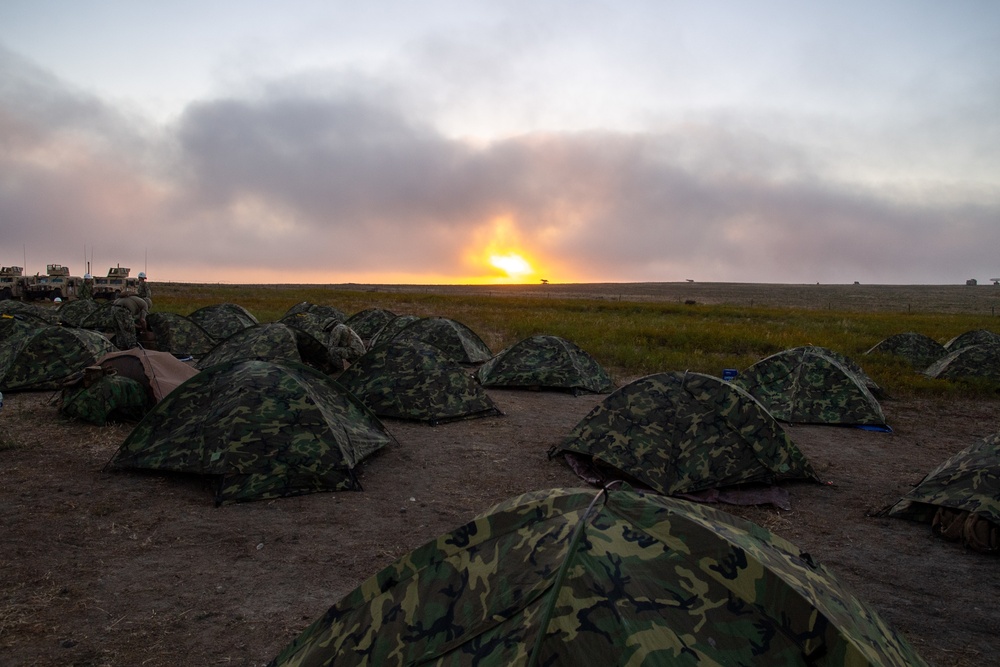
[2,384,999,666]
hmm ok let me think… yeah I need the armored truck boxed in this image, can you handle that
[93,266,139,300]
[24,264,83,301]
[0,266,28,300]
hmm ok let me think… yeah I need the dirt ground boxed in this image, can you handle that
[2,382,999,666]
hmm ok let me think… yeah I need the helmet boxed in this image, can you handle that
[53,297,62,303]
[84,273,92,280]
[138,272,146,279]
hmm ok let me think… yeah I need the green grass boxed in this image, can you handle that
[154,283,1000,399]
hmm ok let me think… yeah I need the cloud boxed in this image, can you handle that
[2,45,998,285]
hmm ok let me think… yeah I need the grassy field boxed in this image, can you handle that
[155,281,1000,398]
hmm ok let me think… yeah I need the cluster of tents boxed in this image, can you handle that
[3,297,998,665]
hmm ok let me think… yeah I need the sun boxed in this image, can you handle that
[489,252,534,280]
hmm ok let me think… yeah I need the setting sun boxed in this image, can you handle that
[490,252,534,280]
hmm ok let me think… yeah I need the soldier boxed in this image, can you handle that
[79,273,95,300]
[327,323,366,370]
[114,295,149,340]
[136,271,152,309]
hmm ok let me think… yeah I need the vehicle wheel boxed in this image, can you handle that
[0,287,10,300]
[113,290,121,299]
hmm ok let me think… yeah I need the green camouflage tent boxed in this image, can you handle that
[734,346,888,428]
[339,339,502,424]
[923,343,1000,382]
[0,300,59,325]
[58,298,102,328]
[196,322,337,374]
[188,302,258,340]
[886,432,1000,553]
[60,373,148,425]
[283,301,347,323]
[865,332,947,369]
[550,372,818,498]
[944,329,1000,352]
[270,485,927,667]
[279,310,341,343]
[0,325,116,391]
[344,307,397,344]
[385,316,493,365]
[0,314,43,343]
[145,311,216,357]
[105,359,395,504]
[369,314,420,349]
[78,302,121,333]
[476,334,613,394]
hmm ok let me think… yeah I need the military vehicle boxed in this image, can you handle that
[24,264,83,301]
[93,266,139,300]
[0,266,29,300]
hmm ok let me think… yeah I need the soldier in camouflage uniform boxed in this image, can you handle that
[78,273,95,300]
[111,304,138,350]
[136,272,152,309]
[327,323,366,369]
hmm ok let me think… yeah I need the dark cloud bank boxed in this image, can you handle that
[2,46,997,284]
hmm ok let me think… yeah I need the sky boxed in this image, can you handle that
[1,1,998,285]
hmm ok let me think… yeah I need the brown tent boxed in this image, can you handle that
[97,349,198,402]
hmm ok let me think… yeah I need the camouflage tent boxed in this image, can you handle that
[476,334,613,394]
[0,325,116,391]
[279,309,341,343]
[886,432,1000,553]
[58,298,102,328]
[95,348,199,402]
[196,322,337,374]
[339,339,502,424]
[78,302,121,333]
[283,301,347,323]
[944,328,1000,352]
[550,372,818,497]
[369,314,420,349]
[0,314,43,343]
[384,316,493,365]
[344,307,397,344]
[734,346,888,428]
[0,300,59,325]
[60,372,148,425]
[145,311,216,357]
[923,343,1000,382]
[105,359,395,505]
[865,332,947,369]
[187,302,258,340]
[270,485,926,667]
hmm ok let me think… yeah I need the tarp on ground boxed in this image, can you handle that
[187,303,258,340]
[384,316,493,365]
[105,359,395,504]
[196,322,337,374]
[0,325,116,391]
[550,372,818,497]
[270,485,927,667]
[886,432,1000,553]
[923,343,1000,382]
[339,339,502,424]
[145,312,216,357]
[734,346,888,428]
[865,332,947,369]
[476,334,613,394]
[344,307,397,344]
